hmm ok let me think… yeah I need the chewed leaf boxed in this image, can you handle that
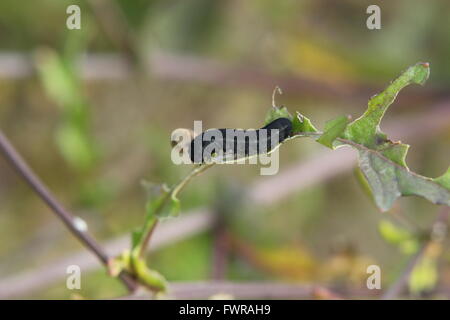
[357,149,450,211]
[343,62,430,149]
[317,115,350,149]
[292,112,318,133]
[264,106,293,126]
[337,62,449,211]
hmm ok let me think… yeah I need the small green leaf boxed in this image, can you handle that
[142,182,178,219]
[264,106,293,125]
[56,123,96,170]
[35,48,97,171]
[144,190,180,219]
[317,115,350,149]
[34,48,81,108]
[378,220,412,244]
[378,220,419,254]
[291,112,318,133]
[409,257,437,295]
[131,229,143,249]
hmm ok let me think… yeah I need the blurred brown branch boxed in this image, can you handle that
[0,209,212,299]
[0,130,139,292]
[121,281,344,300]
[0,52,447,105]
[122,280,450,300]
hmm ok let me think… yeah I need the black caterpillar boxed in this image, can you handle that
[189,117,293,163]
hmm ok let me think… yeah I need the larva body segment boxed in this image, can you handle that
[189,117,292,164]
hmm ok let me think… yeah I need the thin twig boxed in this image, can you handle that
[0,129,138,292]
[211,211,230,280]
[0,209,212,299]
[1,52,447,107]
[137,163,214,257]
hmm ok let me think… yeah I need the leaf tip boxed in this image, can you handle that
[412,62,430,85]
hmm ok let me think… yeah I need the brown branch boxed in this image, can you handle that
[85,0,138,64]
[1,52,448,106]
[0,208,212,299]
[0,129,138,292]
[122,280,450,300]
[121,281,344,300]
[211,213,230,280]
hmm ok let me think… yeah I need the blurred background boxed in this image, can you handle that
[0,0,449,299]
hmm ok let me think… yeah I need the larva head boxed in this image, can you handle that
[263,117,293,142]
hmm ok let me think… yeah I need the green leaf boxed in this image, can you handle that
[34,48,81,108]
[264,106,293,125]
[133,181,181,251]
[378,220,411,244]
[131,229,143,249]
[378,220,419,254]
[336,62,450,211]
[35,48,97,171]
[317,115,350,149]
[356,150,450,211]
[144,191,179,219]
[56,123,96,170]
[343,62,430,148]
[409,257,437,295]
[291,112,318,133]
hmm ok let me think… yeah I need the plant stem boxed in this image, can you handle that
[137,218,159,258]
[171,163,215,199]
[136,163,215,258]
[0,129,138,292]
